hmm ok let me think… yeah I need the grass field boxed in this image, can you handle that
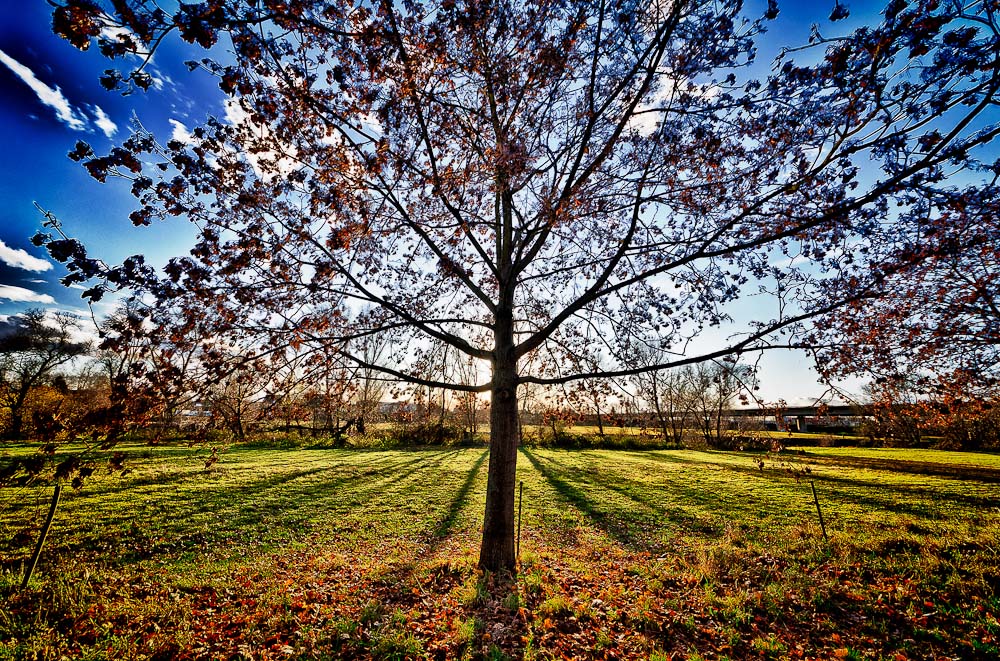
[1,442,999,660]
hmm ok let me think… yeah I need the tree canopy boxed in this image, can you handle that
[0,310,90,440]
[40,0,1000,569]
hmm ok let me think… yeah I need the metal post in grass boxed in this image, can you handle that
[21,482,62,590]
[516,480,523,561]
[810,480,829,544]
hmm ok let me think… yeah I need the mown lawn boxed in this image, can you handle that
[1,443,998,660]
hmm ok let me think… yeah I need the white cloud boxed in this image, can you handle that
[100,25,135,43]
[149,67,173,91]
[0,285,56,304]
[67,283,87,291]
[0,48,88,131]
[0,240,53,272]
[91,105,118,138]
[224,97,250,128]
[97,27,171,90]
[629,71,721,136]
[8,308,100,346]
[223,98,300,180]
[169,118,193,143]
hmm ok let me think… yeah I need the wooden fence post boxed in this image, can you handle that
[22,482,62,590]
[517,481,523,561]
[810,481,829,544]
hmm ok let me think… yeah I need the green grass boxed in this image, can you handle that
[1,442,998,660]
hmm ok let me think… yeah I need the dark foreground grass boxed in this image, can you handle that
[1,443,998,660]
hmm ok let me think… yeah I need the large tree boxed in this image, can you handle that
[40,0,1000,569]
[0,310,91,440]
[815,185,1000,399]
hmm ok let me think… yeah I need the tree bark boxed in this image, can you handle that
[8,411,23,440]
[479,308,519,572]
[7,385,31,440]
[594,392,605,437]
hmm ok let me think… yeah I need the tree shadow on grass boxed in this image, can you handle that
[521,447,662,550]
[533,450,726,538]
[432,449,488,540]
[17,449,470,566]
[792,451,1000,484]
[523,448,999,552]
[640,451,998,518]
[162,450,464,533]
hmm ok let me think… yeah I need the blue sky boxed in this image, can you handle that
[0,1,880,402]
[0,2,219,316]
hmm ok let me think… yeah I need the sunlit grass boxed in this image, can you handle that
[2,442,998,659]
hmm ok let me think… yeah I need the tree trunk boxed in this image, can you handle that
[715,400,725,445]
[8,410,23,440]
[650,375,671,443]
[594,393,605,437]
[8,386,30,440]
[479,309,518,572]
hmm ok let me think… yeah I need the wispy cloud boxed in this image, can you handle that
[97,26,171,92]
[0,48,88,131]
[149,65,172,91]
[91,104,118,138]
[169,118,193,143]
[0,284,56,304]
[100,25,134,43]
[0,240,52,272]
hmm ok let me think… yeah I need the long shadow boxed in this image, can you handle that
[800,469,998,512]
[644,446,1000,485]
[178,450,459,521]
[639,451,998,516]
[51,464,398,558]
[534,451,729,536]
[522,448,652,549]
[432,449,488,540]
[61,452,417,514]
[530,448,999,547]
[39,449,467,563]
[792,451,1000,484]
[2,462,351,532]
[343,450,492,596]
[62,448,401,501]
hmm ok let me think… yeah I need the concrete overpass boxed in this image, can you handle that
[731,404,860,417]
[729,404,866,432]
